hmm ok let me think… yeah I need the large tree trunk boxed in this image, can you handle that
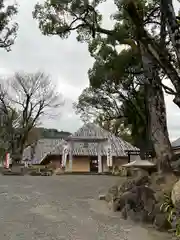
[125,1,180,107]
[141,46,173,173]
[161,0,180,65]
[10,131,25,163]
[148,82,173,172]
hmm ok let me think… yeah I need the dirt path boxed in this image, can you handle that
[0,175,174,240]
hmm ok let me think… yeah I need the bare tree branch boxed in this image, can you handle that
[0,72,64,162]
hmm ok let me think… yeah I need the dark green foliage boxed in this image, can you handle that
[74,82,147,147]
[0,1,18,51]
[37,127,71,139]
[33,0,104,41]
[74,30,148,147]
[33,0,173,168]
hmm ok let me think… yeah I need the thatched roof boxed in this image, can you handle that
[172,138,180,148]
[122,159,155,168]
[22,138,63,164]
[50,123,138,157]
[23,123,138,164]
[49,139,67,155]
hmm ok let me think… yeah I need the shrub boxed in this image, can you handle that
[112,166,127,176]
[160,192,180,236]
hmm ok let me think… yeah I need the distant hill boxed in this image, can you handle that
[26,127,71,146]
[37,128,71,139]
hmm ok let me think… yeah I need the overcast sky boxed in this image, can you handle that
[0,0,180,141]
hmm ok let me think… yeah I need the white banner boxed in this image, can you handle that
[5,153,11,168]
[62,144,69,167]
[105,143,112,167]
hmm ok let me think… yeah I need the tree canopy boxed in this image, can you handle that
[33,0,180,105]
[0,1,18,51]
[33,0,180,171]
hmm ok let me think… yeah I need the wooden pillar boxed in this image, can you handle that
[98,142,102,173]
[69,141,73,172]
[128,152,130,163]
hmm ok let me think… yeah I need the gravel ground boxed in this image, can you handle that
[0,175,173,240]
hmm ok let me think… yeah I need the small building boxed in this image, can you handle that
[172,138,180,155]
[40,123,139,173]
[22,138,64,165]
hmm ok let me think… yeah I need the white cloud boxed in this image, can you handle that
[57,80,87,102]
